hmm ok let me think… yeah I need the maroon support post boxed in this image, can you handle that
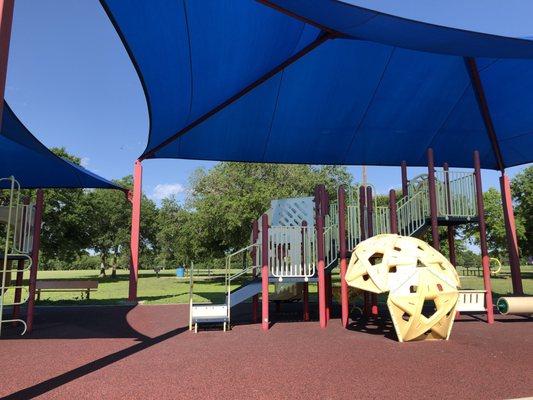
[427,148,440,250]
[366,186,378,316]
[473,151,494,324]
[401,161,408,197]
[389,189,398,234]
[129,160,142,302]
[359,186,371,316]
[301,221,310,321]
[26,189,44,333]
[316,191,327,328]
[320,187,332,322]
[261,214,269,330]
[499,174,523,295]
[338,186,349,328]
[251,220,259,322]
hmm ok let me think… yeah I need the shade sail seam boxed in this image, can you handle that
[260,22,306,161]
[260,70,285,162]
[341,46,396,164]
[424,81,474,160]
[498,130,533,142]
[257,0,343,36]
[141,32,333,160]
[182,0,194,144]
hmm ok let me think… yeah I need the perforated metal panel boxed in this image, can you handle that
[271,197,315,228]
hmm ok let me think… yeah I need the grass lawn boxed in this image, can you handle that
[22,264,533,306]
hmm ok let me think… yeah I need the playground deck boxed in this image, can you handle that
[1,304,532,400]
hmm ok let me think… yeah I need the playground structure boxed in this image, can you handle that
[0,177,44,336]
[189,148,501,337]
[346,234,460,342]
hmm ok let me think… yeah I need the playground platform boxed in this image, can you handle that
[1,304,532,399]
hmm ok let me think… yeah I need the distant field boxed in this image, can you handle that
[20,264,533,306]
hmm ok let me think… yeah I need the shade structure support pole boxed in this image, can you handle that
[301,221,310,321]
[401,161,408,197]
[359,186,370,316]
[427,148,440,250]
[366,186,378,316]
[261,214,269,331]
[129,160,142,302]
[315,186,327,328]
[389,190,398,234]
[499,174,523,295]
[251,220,259,323]
[338,186,349,328]
[473,151,494,324]
[320,186,332,322]
[26,189,44,333]
[0,0,14,126]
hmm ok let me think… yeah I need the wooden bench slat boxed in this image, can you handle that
[36,280,98,290]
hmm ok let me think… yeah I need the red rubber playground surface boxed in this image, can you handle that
[1,304,532,400]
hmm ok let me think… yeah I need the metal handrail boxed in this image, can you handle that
[396,184,429,237]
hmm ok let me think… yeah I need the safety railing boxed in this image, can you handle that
[269,225,316,279]
[396,184,430,237]
[373,206,390,235]
[0,176,31,336]
[435,170,476,218]
[324,213,338,269]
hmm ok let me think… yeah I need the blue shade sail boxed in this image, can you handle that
[0,103,122,190]
[100,0,533,170]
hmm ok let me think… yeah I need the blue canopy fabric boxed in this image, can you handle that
[0,103,122,190]
[101,0,533,170]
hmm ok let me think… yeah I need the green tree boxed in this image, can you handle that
[463,187,525,258]
[188,163,351,260]
[511,166,533,258]
[40,148,93,267]
[156,197,196,268]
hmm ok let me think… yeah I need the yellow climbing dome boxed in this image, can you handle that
[346,234,460,342]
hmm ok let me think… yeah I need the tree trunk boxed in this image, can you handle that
[98,254,107,278]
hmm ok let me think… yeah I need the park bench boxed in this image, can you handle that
[35,280,98,301]
[456,290,486,313]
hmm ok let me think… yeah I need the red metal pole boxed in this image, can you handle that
[359,186,370,316]
[251,220,259,323]
[366,186,378,316]
[473,151,494,324]
[320,187,332,322]
[26,189,44,333]
[129,160,142,302]
[338,186,349,328]
[427,148,440,250]
[316,194,327,328]
[401,161,408,197]
[261,214,269,331]
[301,221,309,322]
[499,174,523,295]
[0,0,14,127]
[389,189,398,234]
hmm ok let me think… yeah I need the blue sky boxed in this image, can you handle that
[5,0,532,204]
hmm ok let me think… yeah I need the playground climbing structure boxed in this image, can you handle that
[189,149,496,334]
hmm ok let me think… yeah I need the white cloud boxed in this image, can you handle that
[80,157,90,168]
[152,183,186,200]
